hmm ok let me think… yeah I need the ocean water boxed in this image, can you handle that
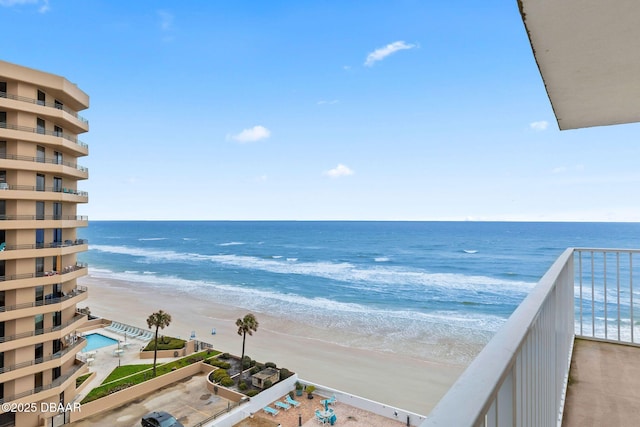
[78,221,640,363]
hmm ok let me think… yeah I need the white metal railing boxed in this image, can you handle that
[422,248,576,427]
[574,249,640,344]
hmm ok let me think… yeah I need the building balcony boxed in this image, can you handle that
[422,248,640,426]
[0,264,88,292]
[0,90,88,133]
[0,359,87,405]
[0,153,88,180]
[0,184,88,203]
[0,286,88,322]
[0,314,86,352]
[0,123,88,156]
[0,216,88,231]
[0,336,86,382]
[0,239,89,260]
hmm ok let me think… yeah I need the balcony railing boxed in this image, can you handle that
[0,215,88,221]
[0,313,85,344]
[0,360,85,404]
[0,286,87,313]
[2,239,88,251]
[0,336,85,374]
[0,91,88,124]
[0,122,88,149]
[0,184,88,197]
[0,152,88,173]
[0,262,88,283]
[423,248,638,427]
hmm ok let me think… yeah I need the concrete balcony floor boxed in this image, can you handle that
[563,338,640,427]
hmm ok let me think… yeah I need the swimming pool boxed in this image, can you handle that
[83,333,119,352]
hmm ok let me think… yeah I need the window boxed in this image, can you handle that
[34,371,43,389]
[35,343,43,361]
[0,141,6,159]
[53,228,62,245]
[36,146,45,163]
[36,201,45,220]
[54,151,62,165]
[52,311,61,327]
[0,81,6,94]
[53,202,62,220]
[54,99,63,110]
[53,339,62,354]
[52,366,61,381]
[36,174,45,191]
[54,125,62,137]
[35,314,44,332]
[0,291,3,307]
[36,229,44,248]
[37,117,45,134]
[35,286,44,303]
[36,257,44,275]
[53,177,62,192]
[0,112,5,127]
[37,90,46,106]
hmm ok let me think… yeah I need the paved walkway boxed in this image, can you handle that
[563,338,640,427]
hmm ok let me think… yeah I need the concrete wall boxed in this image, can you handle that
[77,318,109,333]
[70,362,215,423]
[139,339,197,359]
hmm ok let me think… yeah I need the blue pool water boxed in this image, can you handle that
[83,333,118,352]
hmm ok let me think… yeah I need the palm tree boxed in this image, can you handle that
[236,313,259,385]
[146,310,172,377]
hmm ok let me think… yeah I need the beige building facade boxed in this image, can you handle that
[0,60,90,427]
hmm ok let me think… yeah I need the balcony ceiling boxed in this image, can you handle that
[519,0,640,130]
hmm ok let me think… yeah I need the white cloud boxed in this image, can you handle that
[324,164,355,178]
[530,120,549,131]
[229,125,271,143]
[364,41,416,67]
[157,10,174,31]
[552,166,567,174]
[0,0,48,12]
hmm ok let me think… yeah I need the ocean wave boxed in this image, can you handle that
[89,244,535,295]
[218,241,245,246]
[87,268,507,334]
[374,257,390,262]
[138,237,168,241]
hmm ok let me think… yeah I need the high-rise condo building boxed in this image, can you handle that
[0,60,89,427]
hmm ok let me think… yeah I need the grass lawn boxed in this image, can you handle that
[102,364,154,384]
[81,350,221,404]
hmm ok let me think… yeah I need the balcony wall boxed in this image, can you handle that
[0,127,88,157]
[0,314,87,353]
[0,218,88,230]
[0,95,89,134]
[0,287,88,322]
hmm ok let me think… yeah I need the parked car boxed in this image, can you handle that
[141,411,184,427]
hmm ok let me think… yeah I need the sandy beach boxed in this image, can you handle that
[79,273,465,415]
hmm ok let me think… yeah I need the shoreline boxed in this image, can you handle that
[79,274,466,414]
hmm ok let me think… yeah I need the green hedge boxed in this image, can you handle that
[143,337,187,351]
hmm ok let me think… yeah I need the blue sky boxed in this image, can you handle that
[3,0,640,221]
